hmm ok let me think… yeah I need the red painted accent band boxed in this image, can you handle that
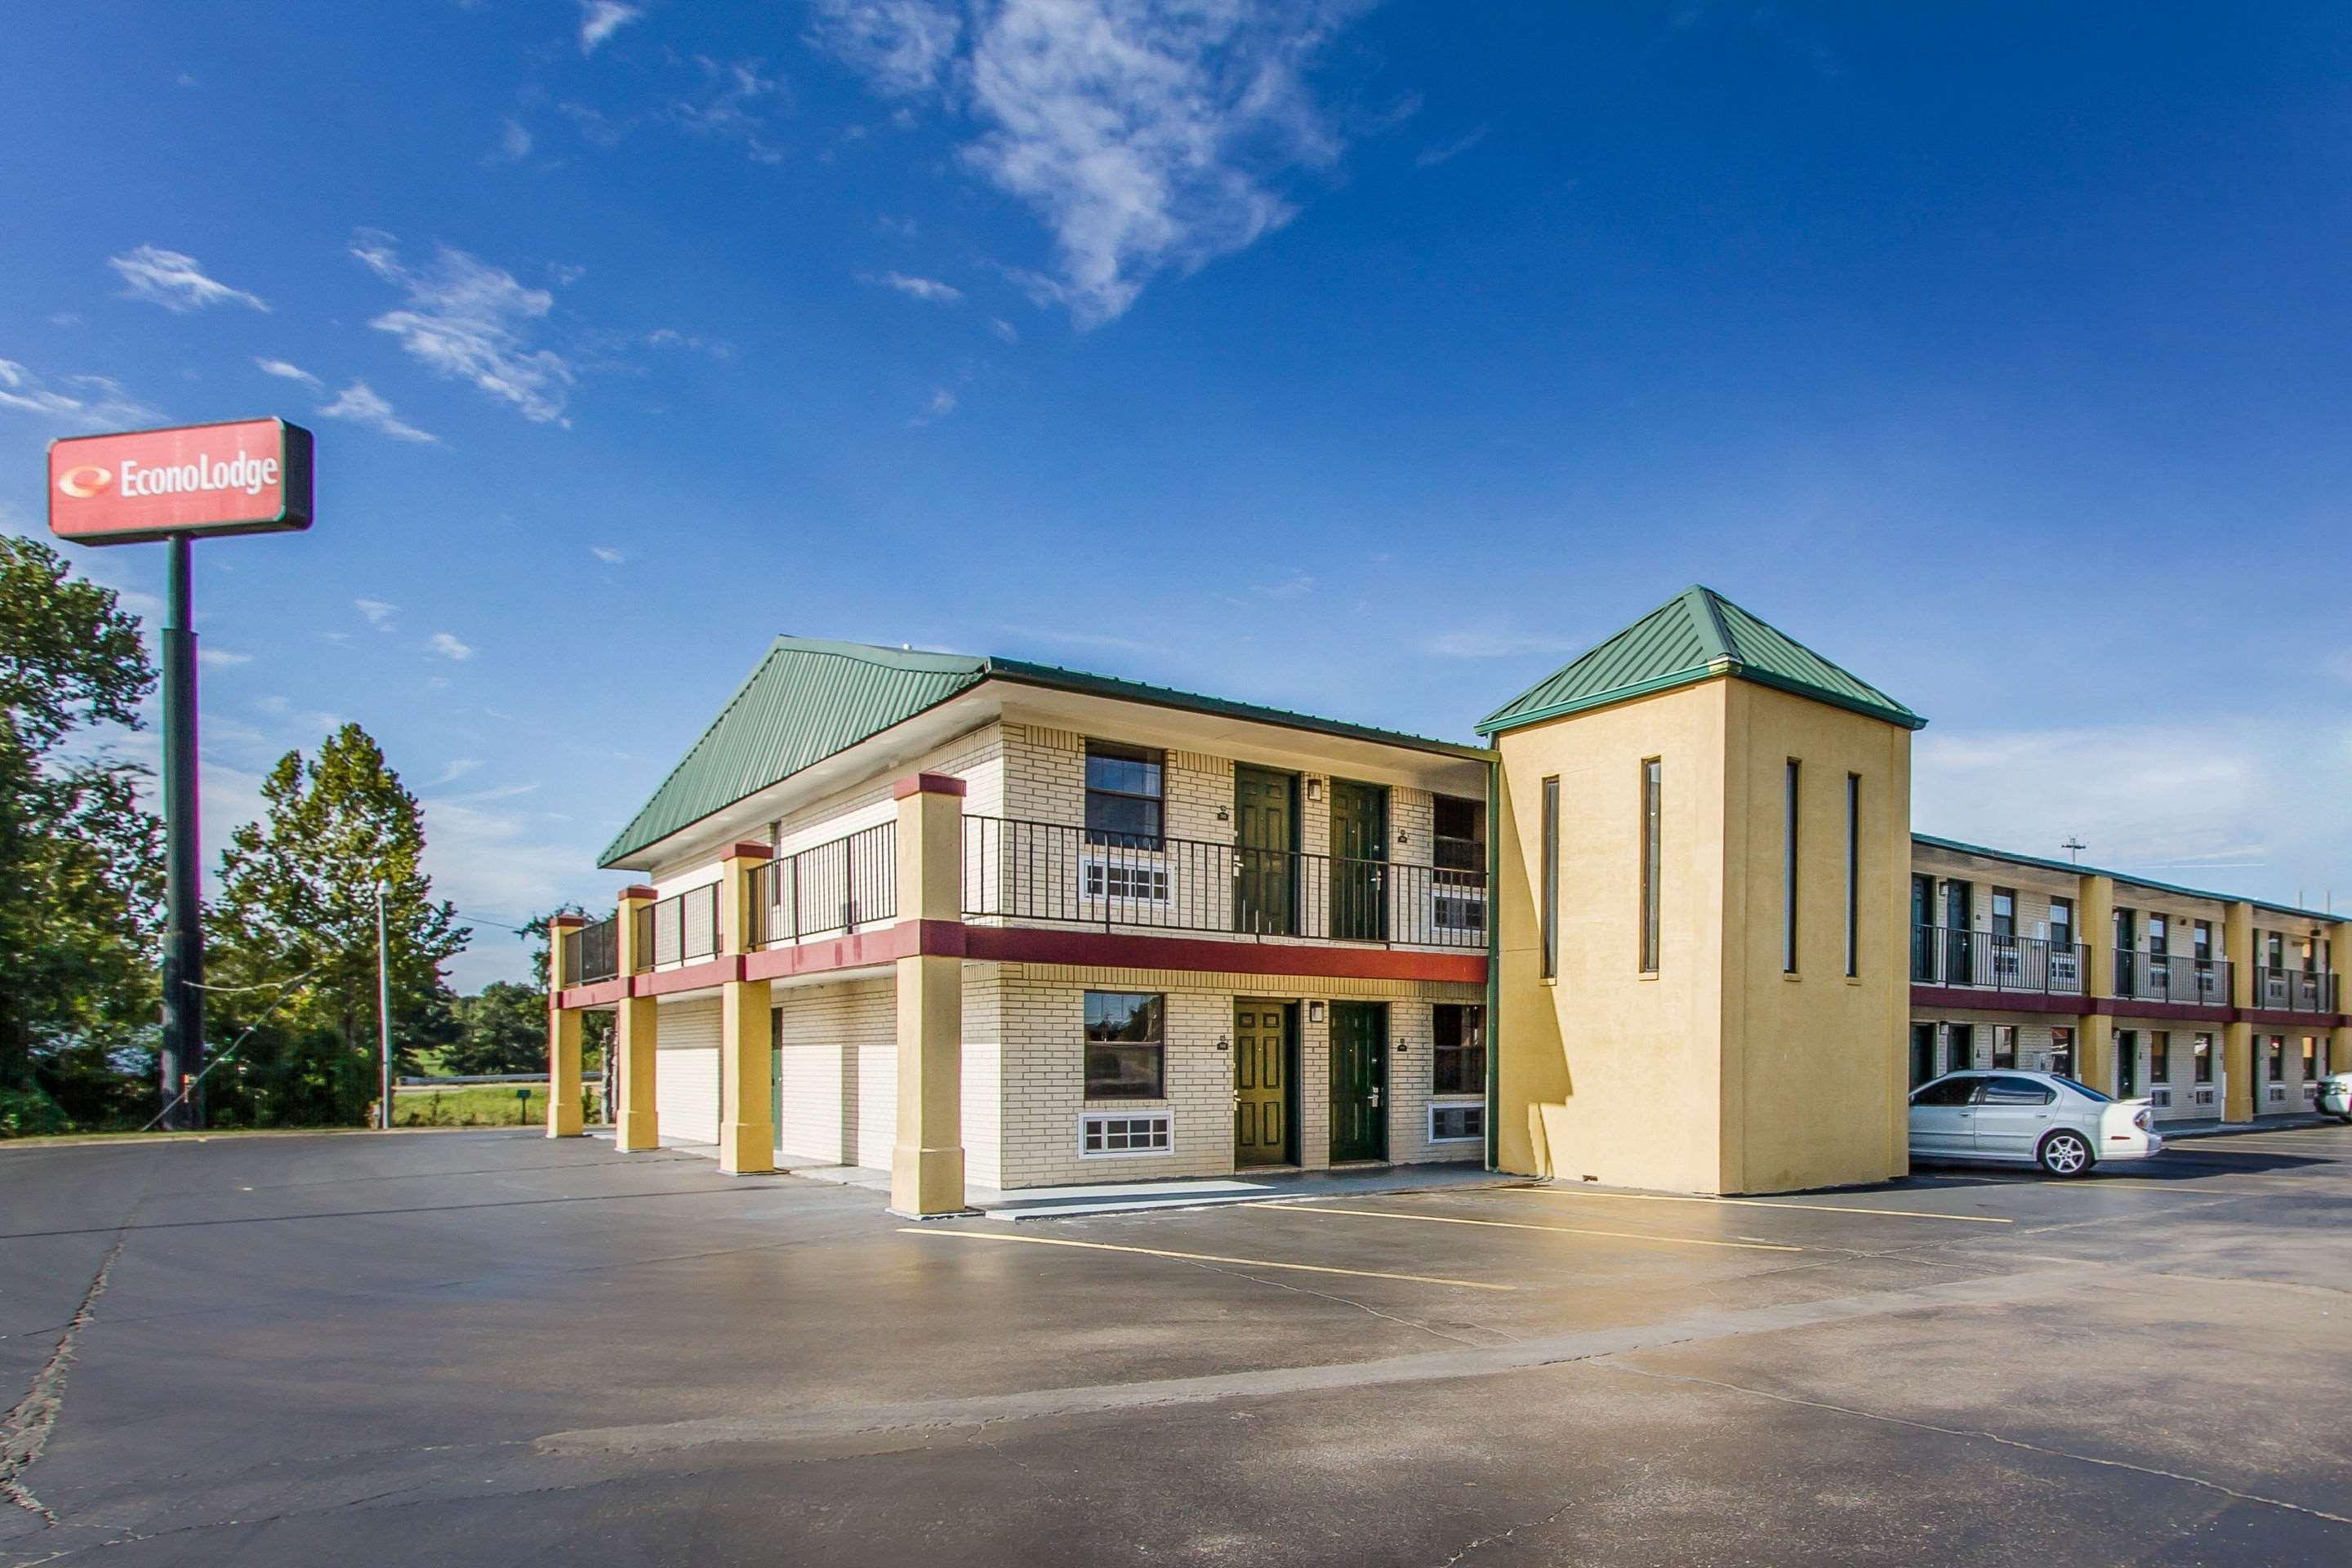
[893,772,969,800]
[1909,986,2081,1017]
[957,925,1487,983]
[743,923,922,982]
[723,840,773,862]
[2242,1007,2348,1029]
[2087,997,2239,1026]
[617,885,658,902]
[549,914,588,929]
[634,956,744,996]
[555,978,628,1009]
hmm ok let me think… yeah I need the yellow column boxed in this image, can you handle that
[2330,920,2350,1091]
[717,842,775,1175]
[2223,900,2256,1123]
[891,773,970,1218]
[613,886,660,1152]
[546,915,585,1138]
[2078,874,2116,1094]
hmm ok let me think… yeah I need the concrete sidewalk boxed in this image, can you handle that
[782,1155,1504,1218]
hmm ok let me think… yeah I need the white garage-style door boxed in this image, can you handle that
[654,997,722,1146]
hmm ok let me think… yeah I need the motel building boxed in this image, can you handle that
[544,588,2350,1210]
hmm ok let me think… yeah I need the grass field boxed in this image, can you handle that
[392,1084,600,1128]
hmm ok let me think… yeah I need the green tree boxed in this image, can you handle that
[0,536,163,1130]
[443,982,552,1076]
[211,724,469,1123]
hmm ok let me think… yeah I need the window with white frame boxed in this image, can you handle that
[1428,1102,1484,1143]
[1080,1111,1172,1156]
[1084,991,1165,1099]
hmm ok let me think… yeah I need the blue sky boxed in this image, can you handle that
[4,2,2349,989]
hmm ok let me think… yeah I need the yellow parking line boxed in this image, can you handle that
[1519,1187,2011,1224]
[1266,1204,1802,1252]
[897,1227,1517,1291]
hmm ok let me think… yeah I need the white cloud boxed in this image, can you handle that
[355,597,399,629]
[317,379,439,443]
[590,545,626,564]
[644,327,733,358]
[1420,628,1578,658]
[578,0,642,53]
[671,56,788,163]
[352,231,575,424]
[806,0,963,94]
[0,358,160,429]
[198,648,253,668]
[1415,124,1490,167]
[989,316,1018,343]
[253,357,322,389]
[428,631,475,661]
[108,244,269,313]
[909,386,957,425]
[865,270,963,304]
[490,118,534,163]
[432,758,483,786]
[813,1,1364,327]
[1253,572,1315,600]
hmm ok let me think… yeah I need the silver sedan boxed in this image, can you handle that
[1909,1070,2161,1177]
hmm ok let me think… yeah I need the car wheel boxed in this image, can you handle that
[2038,1129,2093,1178]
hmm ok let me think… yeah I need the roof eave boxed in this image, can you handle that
[1478,664,1926,737]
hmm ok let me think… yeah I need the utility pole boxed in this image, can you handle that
[158,534,204,1129]
[2061,837,2086,865]
[376,882,393,1130]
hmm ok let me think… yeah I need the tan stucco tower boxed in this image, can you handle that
[1480,588,1923,1195]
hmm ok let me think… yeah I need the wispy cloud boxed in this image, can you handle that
[317,380,439,443]
[1421,628,1577,658]
[578,1,642,54]
[0,358,160,429]
[644,327,733,359]
[865,270,963,304]
[355,597,399,630]
[590,545,626,564]
[1253,572,1316,600]
[198,648,253,668]
[253,357,322,389]
[1415,123,1490,168]
[908,386,957,425]
[108,244,269,313]
[432,758,483,786]
[352,230,575,425]
[989,316,1018,344]
[488,118,534,165]
[427,631,475,661]
[812,1,1365,327]
[671,56,789,163]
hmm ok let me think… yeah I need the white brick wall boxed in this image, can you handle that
[771,978,896,1169]
[654,996,721,1143]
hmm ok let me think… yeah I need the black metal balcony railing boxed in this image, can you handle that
[634,882,721,971]
[2253,964,2337,1013]
[563,915,619,987]
[2114,950,2235,1006]
[750,822,898,947]
[960,815,1487,949]
[1910,926,2089,995]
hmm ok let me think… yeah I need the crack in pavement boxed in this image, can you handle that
[1,1155,154,1526]
[1432,1495,1579,1567]
[1585,1359,2352,1531]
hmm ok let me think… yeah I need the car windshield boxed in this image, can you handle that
[2050,1076,2112,1102]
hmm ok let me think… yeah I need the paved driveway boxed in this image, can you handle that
[3,1126,2349,1566]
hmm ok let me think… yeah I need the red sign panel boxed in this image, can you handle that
[48,418,314,546]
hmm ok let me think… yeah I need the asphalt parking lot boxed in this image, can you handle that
[4,1126,2349,1566]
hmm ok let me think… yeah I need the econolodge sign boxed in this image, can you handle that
[47,417,314,546]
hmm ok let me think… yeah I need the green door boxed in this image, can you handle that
[1233,1002,1291,1166]
[1233,766,1297,936]
[1328,781,1388,942]
[1328,1002,1388,1162]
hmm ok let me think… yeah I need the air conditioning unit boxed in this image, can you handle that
[2149,1086,2172,1109]
[2192,1087,2217,1108]
[1992,945,2023,980]
[2266,1084,2287,1105]
[2048,954,2081,988]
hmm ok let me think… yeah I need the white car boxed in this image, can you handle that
[2321,1071,2352,1124]
[1909,1070,2161,1177]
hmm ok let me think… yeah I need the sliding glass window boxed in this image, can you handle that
[1639,759,1662,973]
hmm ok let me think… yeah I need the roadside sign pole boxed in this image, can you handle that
[158,533,205,1130]
[376,884,393,1130]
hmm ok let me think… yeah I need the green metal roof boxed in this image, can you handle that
[601,635,1492,867]
[1912,834,2341,924]
[1474,586,1926,736]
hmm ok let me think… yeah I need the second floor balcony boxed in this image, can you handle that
[960,815,1487,950]
[2252,964,2337,1014]
[2112,950,2235,1006]
[1911,926,2088,996]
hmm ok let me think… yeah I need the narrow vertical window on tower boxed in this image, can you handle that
[1783,760,1801,973]
[1640,759,1662,973]
[1844,773,1861,978]
[1539,776,1560,980]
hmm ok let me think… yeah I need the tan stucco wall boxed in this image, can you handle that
[1493,680,1731,1193]
[1494,675,1911,1196]
[1720,681,1912,1193]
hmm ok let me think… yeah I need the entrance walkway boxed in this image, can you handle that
[785,1156,1503,1219]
